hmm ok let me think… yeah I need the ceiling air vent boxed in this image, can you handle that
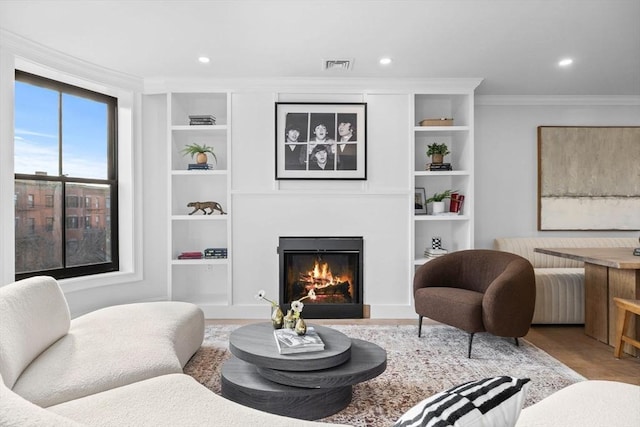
[322,59,353,71]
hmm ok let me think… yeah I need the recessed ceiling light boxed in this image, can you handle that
[198,56,211,64]
[379,57,392,65]
[558,58,573,67]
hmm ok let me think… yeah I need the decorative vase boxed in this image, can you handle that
[283,310,296,329]
[431,153,444,164]
[271,306,284,329]
[294,317,307,335]
[432,201,445,215]
[195,152,208,164]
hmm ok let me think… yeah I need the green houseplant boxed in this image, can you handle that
[181,143,217,165]
[427,189,456,215]
[426,143,450,164]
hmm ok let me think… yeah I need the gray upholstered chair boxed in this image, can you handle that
[413,249,536,357]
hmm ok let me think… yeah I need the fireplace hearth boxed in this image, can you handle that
[278,236,363,319]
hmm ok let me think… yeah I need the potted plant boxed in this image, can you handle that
[426,143,450,164]
[426,189,456,214]
[181,143,217,165]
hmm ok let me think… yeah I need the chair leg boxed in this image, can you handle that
[514,337,519,347]
[468,332,474,358]
[418,315,423,337]
[614,308,632,358]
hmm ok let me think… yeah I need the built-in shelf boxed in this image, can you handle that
[412,92,475,268]
[167,91,232,307]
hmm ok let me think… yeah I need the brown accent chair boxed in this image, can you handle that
[414,249,536,357]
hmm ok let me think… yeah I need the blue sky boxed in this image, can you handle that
[14,81,109,180]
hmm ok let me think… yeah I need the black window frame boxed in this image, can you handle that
[14,70,119,280]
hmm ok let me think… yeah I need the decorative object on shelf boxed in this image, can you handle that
[254,290,284,329]
[275,102,367,180]
[426,189,456,215]
[432,237,442,250]
[187,163,214,170]
[426,143,450,165]
[424,247,448,259]
[419,118,453,126]
[449,192,465,214]
[180,142,217,165]
[415,187,427,215]
[204,247,228,259]
[187,201,226,215]
[425,162,453,171]
[188,114,216,126]
[177,251,203,260]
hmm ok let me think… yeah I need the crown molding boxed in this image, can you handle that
[144,77,484,95]
[476,95,640,106]
[0,29,142,92]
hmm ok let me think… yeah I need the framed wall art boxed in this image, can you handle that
[538,126,640,230]
[415,187,427,215]
[275,102,367,180]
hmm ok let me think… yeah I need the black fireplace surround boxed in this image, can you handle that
[278,236,363,319]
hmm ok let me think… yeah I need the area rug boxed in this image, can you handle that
[184,324,585,427]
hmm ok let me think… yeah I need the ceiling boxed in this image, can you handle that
[1,0,639,95]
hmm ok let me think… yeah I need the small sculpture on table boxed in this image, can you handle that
[187,201,226,215]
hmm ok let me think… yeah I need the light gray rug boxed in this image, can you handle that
[184,324,585,427]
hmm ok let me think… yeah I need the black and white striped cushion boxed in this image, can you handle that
[393,376,531,427]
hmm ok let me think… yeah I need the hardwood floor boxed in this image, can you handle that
[525,324,640,385]
[205,318,640,385]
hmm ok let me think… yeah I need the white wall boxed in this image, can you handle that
[474,97,640,249]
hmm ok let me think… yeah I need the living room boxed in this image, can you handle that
[1,1,639,426]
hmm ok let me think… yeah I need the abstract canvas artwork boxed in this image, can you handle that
[538,126,640,230]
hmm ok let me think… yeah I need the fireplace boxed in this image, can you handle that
[278,236,363,319]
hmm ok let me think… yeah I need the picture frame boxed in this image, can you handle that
[275,102,367,180]
[415,187,427,215]
[538,126,640,230]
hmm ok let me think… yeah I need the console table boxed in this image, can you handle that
[534,247,640,354]
[221,322,387,420]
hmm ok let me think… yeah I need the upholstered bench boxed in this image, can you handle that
[494,237,637,324]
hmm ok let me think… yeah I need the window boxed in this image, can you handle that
[66,195,79,208]
[14,70,119,280]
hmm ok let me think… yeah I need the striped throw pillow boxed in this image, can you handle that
[393,376,531,427]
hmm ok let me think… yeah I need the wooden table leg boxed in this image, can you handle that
[609,269,640,356]
[584,263,609,343]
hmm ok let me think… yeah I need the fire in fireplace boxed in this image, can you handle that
[278,237,363,319]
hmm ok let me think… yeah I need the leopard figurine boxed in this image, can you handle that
[187,201,227,215]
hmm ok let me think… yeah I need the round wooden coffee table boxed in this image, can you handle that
[221,322,387,420]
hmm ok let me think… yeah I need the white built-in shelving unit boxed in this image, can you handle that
[167,92,232,307]
[412,93,475,267]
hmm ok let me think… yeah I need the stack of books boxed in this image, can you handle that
[189,115,216,125]
[187,163,214,170]
[177,251,203,260]
[426,163,453,171]
[273,327,325,354]
[424,248,449,259]
[204,248,227,259]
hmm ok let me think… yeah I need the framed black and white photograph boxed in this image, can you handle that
[275,102,367,180]
[415,187,427,215]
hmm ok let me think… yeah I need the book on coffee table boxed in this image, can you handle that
[273,327,325,354]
